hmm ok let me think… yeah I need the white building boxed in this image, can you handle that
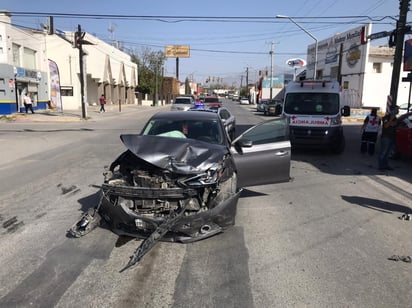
[42,30,138,110]
[0,11,49,114]
[0,11,138,115]
[306,24,409,112]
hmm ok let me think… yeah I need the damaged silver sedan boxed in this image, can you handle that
[69,111,291,271]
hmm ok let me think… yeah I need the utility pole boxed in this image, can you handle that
[77,24,87,119]
[176,58,179,81]
[246,67,249,95]
[269,41,274,99]
[389,0,410,108]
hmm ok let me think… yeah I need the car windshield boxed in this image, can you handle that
[142,119,224,144]
[284,93,339,115]
[174,98,192,104]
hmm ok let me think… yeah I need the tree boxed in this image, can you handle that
[130,47,165,95]
[185,77,191,95]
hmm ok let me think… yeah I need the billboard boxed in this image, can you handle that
[48,59,62,110]
[306,24,370,77]
[262,76,285,88]
[165,45,190,58]
[403,39,412,71]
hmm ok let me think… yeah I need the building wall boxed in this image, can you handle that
[46,31,138,110]
[0,11,138,114]
[306,24,410,111]
[43,34,81,110]
[362,48,410,111]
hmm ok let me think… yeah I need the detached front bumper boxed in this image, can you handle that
[99,183,242,243]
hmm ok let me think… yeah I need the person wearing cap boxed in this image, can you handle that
[378,105,399,171]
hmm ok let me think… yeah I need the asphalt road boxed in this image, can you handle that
[0,100,411,308]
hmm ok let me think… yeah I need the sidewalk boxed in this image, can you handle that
[0,103,166,123]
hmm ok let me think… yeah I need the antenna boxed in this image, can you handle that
[108,21,117,43]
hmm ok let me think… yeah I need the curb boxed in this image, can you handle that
[1,112,82,123]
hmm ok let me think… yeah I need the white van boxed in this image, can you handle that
[282,80,350,153]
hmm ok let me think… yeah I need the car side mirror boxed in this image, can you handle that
[237,138,253,147]
[341,105,350,117]
[233,138,253,154]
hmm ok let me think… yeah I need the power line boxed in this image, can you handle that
[8,11,397,24]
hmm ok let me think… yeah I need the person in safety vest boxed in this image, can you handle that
[360,107,381,155]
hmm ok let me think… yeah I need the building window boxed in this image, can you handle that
[61,86,73,96]
[343,81,349,89]
[23,47,36,70]
[373,63,382,73]
[330,67,339,79]
[12,43,20,66]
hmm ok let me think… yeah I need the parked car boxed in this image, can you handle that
[395,111,412,157]
[203,96,222,108]
[257,99,269,112]
[239,97,249,105]
[69,111,291,270]
[264,99,283,116]
[170,96,194,111]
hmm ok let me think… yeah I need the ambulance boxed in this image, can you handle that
[282,80,350,153]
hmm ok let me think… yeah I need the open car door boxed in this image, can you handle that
[395,113,412,156]
[232,118,291,188]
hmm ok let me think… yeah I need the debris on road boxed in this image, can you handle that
[388,255,412,263]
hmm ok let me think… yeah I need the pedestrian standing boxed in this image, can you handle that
[99,94,106,113]
[23,93,35,114]
[378,105,399,171]
[360,107,381,155]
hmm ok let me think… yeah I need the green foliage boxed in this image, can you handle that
[240,88,248,97]
[185,78,191,95]
[130,47,165,95]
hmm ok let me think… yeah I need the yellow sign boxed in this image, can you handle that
[165,45,190,58]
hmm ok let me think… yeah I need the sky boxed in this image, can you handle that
[1,0,407,85]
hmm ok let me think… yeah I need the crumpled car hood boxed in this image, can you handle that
[120,134,228,174]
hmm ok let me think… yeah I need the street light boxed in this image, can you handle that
[276,15,318,80]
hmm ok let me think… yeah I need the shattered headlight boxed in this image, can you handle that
[181,168,221,187]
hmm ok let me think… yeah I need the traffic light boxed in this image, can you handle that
[389,30,397,47]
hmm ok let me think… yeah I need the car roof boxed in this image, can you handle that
[150,111,221,121]
[174,96,193,100]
